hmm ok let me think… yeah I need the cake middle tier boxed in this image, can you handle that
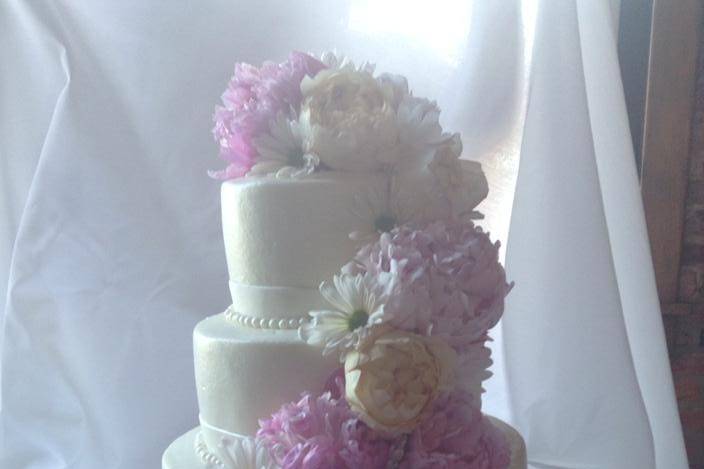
[194,313,338,458]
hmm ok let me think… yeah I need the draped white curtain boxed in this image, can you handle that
[0,1,688,468]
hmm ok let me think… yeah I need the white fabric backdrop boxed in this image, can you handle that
[0,1,687,468]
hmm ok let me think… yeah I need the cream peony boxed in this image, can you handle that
[385,95,444,171]
[344,330,456,436]
[429,133,489,217]
[299,65,399,172]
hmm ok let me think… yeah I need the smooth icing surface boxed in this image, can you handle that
[161,416,527,469]
[194,313,338,463]
[487,416,528,469]
[226,282,327,320]
[222,172,385,289]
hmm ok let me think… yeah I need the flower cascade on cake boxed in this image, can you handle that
[211,52,513,469]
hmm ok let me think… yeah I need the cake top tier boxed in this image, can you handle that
[221,166,485,321]
[216,51,491,321]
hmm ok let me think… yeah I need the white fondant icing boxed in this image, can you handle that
[487,416,528,469]
[199,416,249,440]
[228,282,326,320]
[221,172,386,291]
[194,313,338,465]
[162,427,205,469]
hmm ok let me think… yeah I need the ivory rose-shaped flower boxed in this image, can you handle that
[429,133,489,218]
[344,330,456,436]
[299,65,399,172]
[386,96,445,171]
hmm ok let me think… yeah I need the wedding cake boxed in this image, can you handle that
[162,52,527,469]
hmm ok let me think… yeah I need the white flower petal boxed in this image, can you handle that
[301,273,391,357]
[319,280,353,312]
[219,436,274,469]
[248,160,286,176]
[249,114,318,179]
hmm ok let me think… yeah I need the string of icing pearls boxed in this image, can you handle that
[225,306,308,330]
[194,432,225,469]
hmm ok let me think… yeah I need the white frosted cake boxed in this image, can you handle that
[163,52,526,469]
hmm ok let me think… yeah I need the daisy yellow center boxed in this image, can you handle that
[348,309,369,331]
[288,148,306,167]
[374,213,396,233]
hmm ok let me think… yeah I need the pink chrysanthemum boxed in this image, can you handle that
[344,219,512,348]
[400,392,511,469]
[256,384,403,469]
[211,51,326,179]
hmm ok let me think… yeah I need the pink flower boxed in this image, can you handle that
[211,52,326,179]
[344,219,512,348]
[256,386,402,469]
[323,367,345,400]
[400,392,511,469]
[339,419,405,468]
[455,341,494,406]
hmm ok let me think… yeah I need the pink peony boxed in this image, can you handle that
[454,341,494,407]
[400,392,511,469]
[323,367,345,400]
[339,419,406,468]
[211,51,326,179]
[343,219,512,349]
[256,387,403,469]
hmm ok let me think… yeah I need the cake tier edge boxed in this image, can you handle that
[162,416,527,469]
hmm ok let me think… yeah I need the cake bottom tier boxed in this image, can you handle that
[162,416,527,469]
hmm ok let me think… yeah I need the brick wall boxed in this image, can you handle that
[666,25,704,469]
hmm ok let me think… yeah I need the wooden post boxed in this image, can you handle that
[641,0,702,303]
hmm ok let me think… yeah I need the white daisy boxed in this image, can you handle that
[250,113,319,179]
[349,173,428,242]
[299,273,389,358]
[219,436,275,469]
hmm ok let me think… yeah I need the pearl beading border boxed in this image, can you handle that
[224,306,309,330]
[194,431,225,469]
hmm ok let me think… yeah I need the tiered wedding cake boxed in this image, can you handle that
[162,52,527,469]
